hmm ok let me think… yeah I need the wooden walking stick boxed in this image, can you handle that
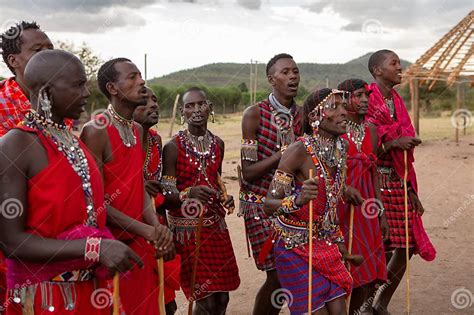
[188,203,205,315]
[403,150,411,314]
[158,258,165,315]
[346,204,355,312]
[308,168,314,314]
[150,197,166,315]
[237,165,252,258]
[113,273,120,315]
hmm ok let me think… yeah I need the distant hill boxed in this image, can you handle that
[149,53,411,91]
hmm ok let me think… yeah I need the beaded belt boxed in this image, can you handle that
[274,215,342,249]
[167,214,220,228]
[377,166,403,186]
[51,269,95,282]
[239,191,265,204]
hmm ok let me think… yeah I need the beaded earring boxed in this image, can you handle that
[210,111,215,123]
[180,115,185,125]
[38,86,52,121]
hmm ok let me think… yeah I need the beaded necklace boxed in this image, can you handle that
[107,104,136,147]
[178,129,218,189]
[268,93,295,148]
[382,95,395,118]
[346,120,366,152]
[304,134,347,240]
[24,110,97,227]
[144,131,162,181]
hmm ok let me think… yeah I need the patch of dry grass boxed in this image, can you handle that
[154,113,473,161]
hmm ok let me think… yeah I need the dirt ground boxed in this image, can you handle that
[171,132,474,315]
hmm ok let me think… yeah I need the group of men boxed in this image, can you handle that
[0,21,425,315]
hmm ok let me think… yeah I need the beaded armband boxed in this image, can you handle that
[84,237,101,263]
[275,194,301,216]
[269,169,295,196]
[161,175,179,195]
[241,139,258,162]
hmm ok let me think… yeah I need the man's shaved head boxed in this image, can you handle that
[24,49,84,93]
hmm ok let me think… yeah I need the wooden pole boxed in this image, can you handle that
[346,204,355,311]
[253,61,258,105]
[250,59,254,105]
[144,53,148,84]
[403,150,411,315]
[308,168,314,314]
[158,258,165,315]
[113,273,120,315]
[168,94,180,137]
[411,79,420,136]
[188,205,205,315]
[237,165,252,257]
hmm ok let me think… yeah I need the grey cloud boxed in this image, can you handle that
[237,0,262,10]
[304,0,471,33]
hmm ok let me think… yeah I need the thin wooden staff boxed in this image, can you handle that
[308,168,314,314]
[113,273,120,315]
[403,150,411,314]
[150,197,166,315]
[188,202,205,315]
[346,204,355,312]
[217,174,234,214]
[237,165,252,258]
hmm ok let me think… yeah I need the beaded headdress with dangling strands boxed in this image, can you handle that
[107,104,137,147]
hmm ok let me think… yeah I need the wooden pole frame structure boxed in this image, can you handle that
[404,10,473,139]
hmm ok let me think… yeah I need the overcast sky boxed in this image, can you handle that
[0,0,471,79]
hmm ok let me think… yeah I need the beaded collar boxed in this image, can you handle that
[144,131,162,181]
[346,120,366,152]
[107,104,136,147]
[24,110,97,227]
[178,130,218,189]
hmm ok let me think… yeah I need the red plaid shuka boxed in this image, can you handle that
[240,99,302,271]
[0,78,30,312]
[168,131,240,300]
[339,126,387,288]
[379,155,415,249]
[0,77,31,137]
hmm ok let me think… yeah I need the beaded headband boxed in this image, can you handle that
[310,89,350,117]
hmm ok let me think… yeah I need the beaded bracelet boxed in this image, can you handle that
[161,175,179,195]
[241,139,258,162]
[84,237,101,263]
[179,187,191,202]
[274,194,301,216]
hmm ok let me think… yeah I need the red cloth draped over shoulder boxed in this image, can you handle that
[366,82,418,192]
[4,125,112,315]
[99,119,160,315]
[101,117,145,240]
